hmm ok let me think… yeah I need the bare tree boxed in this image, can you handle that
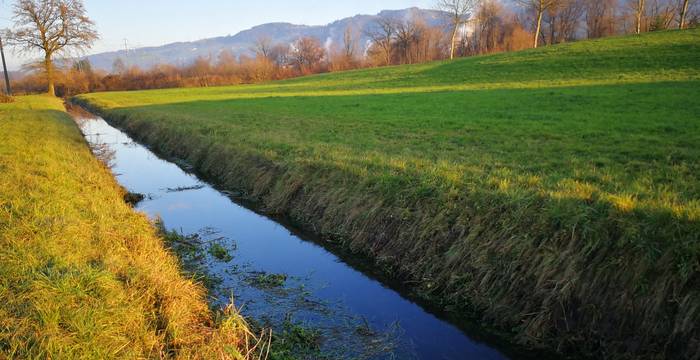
[678,0,700,29]
[543,0,585,44]
[515,0,560,47]
[6,0,98,96]
[112,58,126,75]
[330,26,359,71]
[585,0,618,38]
[0,34,10,95]
[437,0,480,59]
[366,17,397,66]
[394,19,421,64]
[646,0,677,30]
[342,26,357,60]
[253,36,272,60]
[1,0,11,95]
[473,0,504,53]
[635,0,646,33]
[269,43,290,68]
[290,37,325,74]
[189,56,212,87]
[679,0,691,28]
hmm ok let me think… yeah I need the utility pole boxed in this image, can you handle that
[123,38,129,67]
[0,34,10,95]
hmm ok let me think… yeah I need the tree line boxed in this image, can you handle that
[5,0,698,96]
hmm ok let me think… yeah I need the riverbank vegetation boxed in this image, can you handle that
[0,96,256,358]
[76,28,700,358]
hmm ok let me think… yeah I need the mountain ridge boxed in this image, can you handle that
[86,8,448,72]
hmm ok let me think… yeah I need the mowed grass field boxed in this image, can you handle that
[77,29,700,358]
[0,96,252,358]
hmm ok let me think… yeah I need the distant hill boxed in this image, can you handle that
[86,8,448,72]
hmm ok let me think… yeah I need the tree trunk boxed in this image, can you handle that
[679,0,690,29]
[0,35,11,95]
[550,17,556,45]
[534,9,544,48]
[385,44,391,66]
[636,0,645,34]
[44,54,55,96]
[450,25,458,60]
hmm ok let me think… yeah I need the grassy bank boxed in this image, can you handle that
[76,29,700,358]
[0,96,254,358]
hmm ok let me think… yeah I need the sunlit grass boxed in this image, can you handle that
[0,96,254,358]
[77,29,700,358]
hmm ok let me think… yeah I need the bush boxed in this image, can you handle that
[0,93,14,103]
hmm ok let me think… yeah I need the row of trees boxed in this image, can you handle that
[12,36,356,96]
[512,0,698,46]
[10,18,454,96]
[448,0,698,53]
[4,0,698,96]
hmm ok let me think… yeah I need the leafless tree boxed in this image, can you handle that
[216,49,237,76]
[342,26,357,60]
[1,0,11,96]
[514,0,560,47]
[635,0,646,33]
[269,43,290,68]
[0,34,10,95]
[366,17,397,66]
[253,36,272,60]
[437,0,480,59]
[330,26,359,71]
[646,0,677,30]
[394,19,421,64]
[6,0,98,96]
[685,0,700,26]
[543,0,585,44]
[189,56,212,87]
[112,58,126,75]
[679,0,691,28]
[585,0,618,38]
[473,0,505,53]
[290,37,325,74]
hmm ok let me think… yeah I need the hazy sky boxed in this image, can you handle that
[1,0,435,70]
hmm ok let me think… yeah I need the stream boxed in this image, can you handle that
[73,110,514,360]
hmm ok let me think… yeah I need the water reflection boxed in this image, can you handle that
[76,113,509,360]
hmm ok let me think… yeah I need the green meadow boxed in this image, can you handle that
[77,29,700,358]
[0,96,252,358]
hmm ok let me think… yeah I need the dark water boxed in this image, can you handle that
[74,112,511,360]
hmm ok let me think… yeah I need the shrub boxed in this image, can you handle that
[0,93,14,103]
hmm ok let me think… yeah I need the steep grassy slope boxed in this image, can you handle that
[0,96,252,358]
[77,29,700,358]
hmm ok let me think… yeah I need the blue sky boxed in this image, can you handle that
[1,0,434,70]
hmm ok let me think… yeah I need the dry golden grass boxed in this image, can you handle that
[0,95,259,359]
